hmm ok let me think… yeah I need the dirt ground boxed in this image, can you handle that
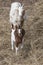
[0,0,43,65]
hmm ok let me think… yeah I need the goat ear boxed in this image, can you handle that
[11,24,14,29]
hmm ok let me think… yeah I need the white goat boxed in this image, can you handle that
[9,2,25,26]
[9,2,25,55]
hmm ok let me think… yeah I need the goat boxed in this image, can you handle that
[11,25,25,55]
[9,2,25,26]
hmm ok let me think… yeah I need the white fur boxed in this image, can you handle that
[9,2,24,24]
[18,29,21,33]
[11,29,15,50]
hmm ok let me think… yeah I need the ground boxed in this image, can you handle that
[0,0,43,65]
